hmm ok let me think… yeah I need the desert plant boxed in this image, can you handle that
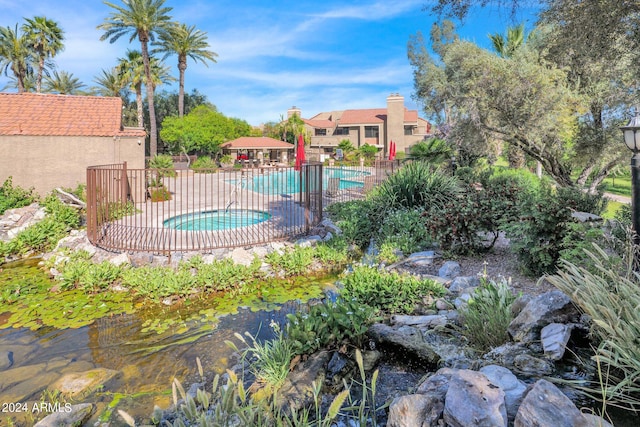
[147,154,177,177]
[370,162,461,212]
[459,277,519,351]
[149,186,172,202]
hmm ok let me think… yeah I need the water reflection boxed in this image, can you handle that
[0,257,325,425]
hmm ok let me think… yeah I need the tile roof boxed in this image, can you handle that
[0,92,145,137]
[339,108,387,125]
[221,136,294,149]
[303,118,335,128]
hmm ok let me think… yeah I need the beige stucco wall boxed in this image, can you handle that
[0,135,145,196]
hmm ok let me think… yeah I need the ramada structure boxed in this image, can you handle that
[292,93,432,161]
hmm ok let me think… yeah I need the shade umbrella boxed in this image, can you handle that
[294,134,305,171]
[389,140,396,160]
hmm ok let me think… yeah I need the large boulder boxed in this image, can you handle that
[443,369,508,427]
[480,365,527,423]
[367,323,439,365]
[508,290,579,344]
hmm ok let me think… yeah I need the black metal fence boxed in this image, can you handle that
[86,160,400,254]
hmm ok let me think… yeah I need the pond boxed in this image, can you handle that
[0,258,332,425]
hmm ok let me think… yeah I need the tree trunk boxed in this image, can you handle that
[135,83,144,128]
[178,56,187,118]
[140,37,157,157]
[588,155,626,194]
[576,164,595,186]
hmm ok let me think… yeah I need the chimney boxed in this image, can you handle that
[287,106,301,119]
[386,93,404,153]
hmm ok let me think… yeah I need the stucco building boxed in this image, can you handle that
[291,93,432,161]
[0,93,146,196]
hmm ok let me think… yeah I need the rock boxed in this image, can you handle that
[508,290,579,344]
[228,247,255,266]
[277,351,331,416]
[323,231,333,241]
[326,352,352,390]
[443,369,508,427]
[361,350,381,372]
[390,314,448,329]
[480,365,527,422]
[387,394,437,427]
[295,235,322,247]
[320,218,341,235]
[541,323,573,361]
[581,413,614,427]
[438,261,460,279]
[50,368,119,398]
[406,250,436,267]
[366,323,439,365]
[33,403,94,427]
[571,211,602,222]
[109,252,130,266]
[513,354,554,377]
[448,276,480,293]
[514,379,585,427]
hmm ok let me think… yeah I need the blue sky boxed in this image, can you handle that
[0,0,539,126]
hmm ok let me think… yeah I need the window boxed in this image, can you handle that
[404,126,414,135]
[315,128,327,136]
[365,126,379,138]
[334,127,349,135]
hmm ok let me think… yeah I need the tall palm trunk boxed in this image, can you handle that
[140,37,157,156]
[135,82,144,128]
[178,55,186,117]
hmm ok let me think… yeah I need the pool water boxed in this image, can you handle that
[163,209,271,231]
[231,167,370,195]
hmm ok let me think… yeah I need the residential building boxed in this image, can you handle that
[291,93,432,161]
[0,93,146,196]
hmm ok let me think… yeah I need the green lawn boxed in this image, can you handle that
[603,175,632,197]
[602,200,625,219]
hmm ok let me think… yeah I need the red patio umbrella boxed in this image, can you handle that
[294,134,305,171]
[389,140,396,160]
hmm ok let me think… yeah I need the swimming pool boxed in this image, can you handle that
[231,167,370,195]
[163,209,271,231]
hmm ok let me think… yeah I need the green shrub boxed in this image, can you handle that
[285,297,375,355]
[325,199,378,249]
[190,156,217,173]
[342,266,446,314]
[370,162,461,211]
[557,185,607,216]
[506,183,572,276]
[120,265,196,298]
[459,278,518,351]
[149,186,172,202]
[147,154,177,177]
[59,259,124,292]
[378,208,431,255]
[265,246,315,277]
[189,257,262,292]
[228,322,293,391]
[313,236,351,269]
[0,176,39,215]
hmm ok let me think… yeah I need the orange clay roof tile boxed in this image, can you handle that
[0,92,146,137]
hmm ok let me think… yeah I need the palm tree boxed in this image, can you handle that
[118,49,175,128]
[2,73,36,92]
[153,23,217,117]
[488,23,526,58]
[93,67,130,98]
[98,0,175,157]
[0,24,34,92]
[43,70,86,94]
[22,16,64,93]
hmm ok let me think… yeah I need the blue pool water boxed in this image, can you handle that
[231,167,370,194]
[163,209,271,231]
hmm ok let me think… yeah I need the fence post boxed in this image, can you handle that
[121,161,128,204]
[86,167,96,243]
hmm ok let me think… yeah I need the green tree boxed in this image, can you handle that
[410,35,580,186]
[268,113,307,144]
[22,16,64,93]
[93,67,130,98]
[98,0,175,157]
[489,23,527,59]
[43,70,85,94]
[153,23,217,118]
[0,24,33,92]
[160,105,252,155]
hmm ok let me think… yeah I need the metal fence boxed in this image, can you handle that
[86,159,400,255]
